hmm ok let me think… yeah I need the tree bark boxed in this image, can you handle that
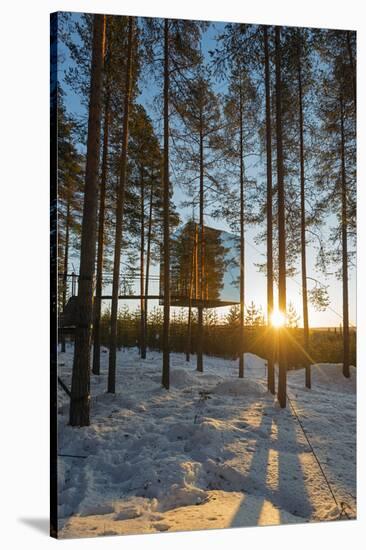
[162,18,170,389]
[144,175,154,352]
[140,167,146,359]
[108,17,134,393]
[340,93,350,378]
[92,64,110,375]
[275,26,287,408]
[346,31,356,110]
[186,224,196,362]
[264,26,275,394]
[61,199,70,352]
[197,111,204,372]
[69,14,105,426]
[297,34,311,389]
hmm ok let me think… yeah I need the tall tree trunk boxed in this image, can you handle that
[144,176,154,352]
[61,199,70,352]
[340,93,350,378]
[186,225,196,362]
[197,114,204,372]
[92,67,110,375]
[108,17,134,393]
[264,26,275,394]
[239,74,245,378]
[346,31,356,110]
[140,167,146,359]
[297,35,310,389]
[162,18,170,389]
[186,305,192,362]
[275,26,287,408]
[69,14,105,426]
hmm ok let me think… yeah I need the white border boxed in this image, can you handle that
[0,1,364,548]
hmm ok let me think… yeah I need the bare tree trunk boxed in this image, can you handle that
[186,225,196,362]
[92,67,110,375]
[297,35,311,389]
[264,26,275,394]
[140,167,146,359]
[239,74,245,379]
[69,14,105,427]
[144,176,154,352]
[61,199,70,352]
[197,116,204,372]
[108,17,134,393]
[340,93,350,378]
[275,26,287,408]
[186,306,192,362]
[162,18,170,389]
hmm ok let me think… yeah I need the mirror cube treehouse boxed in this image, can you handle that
[160,221,240,308]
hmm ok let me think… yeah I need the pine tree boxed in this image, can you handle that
[128,105,164,359]
[108,16,135,393]
[57,94,84,352]
[92,18,111,374]
[287,301,300,328]
[275,26,288,408]
[245,301,265,326]
[173,70,223,372]
[162,18,170,387]
[69,14,106,427]
[314,29,356,378]
[144,17,207,385]
[263,25,275,394]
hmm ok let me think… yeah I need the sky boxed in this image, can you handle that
[59,13,356,328]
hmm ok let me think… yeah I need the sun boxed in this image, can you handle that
[271,310,286,328]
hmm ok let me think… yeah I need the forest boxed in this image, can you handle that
[52,14,356,427]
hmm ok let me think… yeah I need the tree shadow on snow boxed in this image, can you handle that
[230,401,311,527]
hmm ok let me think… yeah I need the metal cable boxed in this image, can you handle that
[286,390,354,520]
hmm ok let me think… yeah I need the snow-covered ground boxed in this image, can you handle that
[57,345,356,538]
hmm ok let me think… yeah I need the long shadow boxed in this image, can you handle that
[230,398,312,527]
[276,406,312,521]
[229,402,275,527]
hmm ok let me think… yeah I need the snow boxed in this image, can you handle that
[57,345,356,538]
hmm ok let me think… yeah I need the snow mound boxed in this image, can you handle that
[212,378,266,397]
[170,368,202,388]
[197,373,223,384]
[245,353,267,371]
[289,363,356,394]
[166,422,195,442]
[191,419,229,448]
[158,483,209,512]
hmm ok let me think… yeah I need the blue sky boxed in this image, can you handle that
[59,13,356,327]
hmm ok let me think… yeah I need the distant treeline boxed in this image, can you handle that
[89,306,356,367]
